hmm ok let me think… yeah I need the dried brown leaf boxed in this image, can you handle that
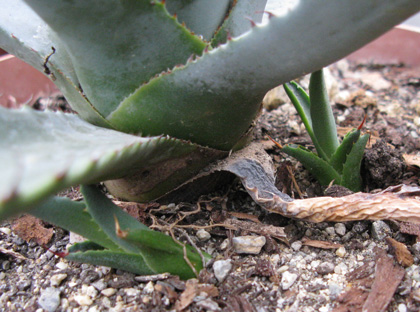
[175,279,199,311]
[0,246,26,260]
[229,212,260,223]
[385,237,414,267]
[263,184,420,224]
[301,237,343,249]
[362,250,405,312]
[224,218,288,244]
[12,215,53,245]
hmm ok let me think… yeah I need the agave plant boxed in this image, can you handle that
[1,0,420,277]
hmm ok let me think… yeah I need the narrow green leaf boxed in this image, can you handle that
[329,129,361,174]
[282,144,341,186]
[66,250,156,276]
[68,241,105,253]
[29,196,122,251]
[341,133,370,192]
[283,82,328,161]
[309,70,339,159]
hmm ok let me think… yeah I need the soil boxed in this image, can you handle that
[1,59,420,312]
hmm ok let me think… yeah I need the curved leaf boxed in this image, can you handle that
[30,196,122,251]
[283,81,327,161]
[282,144,341,186]
[166,0,231,41]
[309,70,339,159]
[211,0,267,46]
[81,185,148,254]
[329,128,361,174]
[0,0,111,127]
[108,0,420,150]
[66,250,156,276]
[341,133,370,192]
[23,0,207,117]
[0,107,224,219]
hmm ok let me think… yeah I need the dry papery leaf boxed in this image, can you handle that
[223,218,288,244]
[301,237,343,249]
[174,279,218,312]
[385,237,414,267]
[224,150,420,224]
[219,144,420,224]
[0,246,26,260]
[334,249,405,312]
[171,143,420,225]
[12,215,53,245]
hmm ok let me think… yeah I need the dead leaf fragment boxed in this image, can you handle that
[301,237,343,249]
[224,218,288,244]
[385,237,414,267]
[0,246,26,260]
[175,279,198,311]
[362,250,405,312]
[12,215,53,245]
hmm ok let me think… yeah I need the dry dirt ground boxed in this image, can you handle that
[1,59,420,312]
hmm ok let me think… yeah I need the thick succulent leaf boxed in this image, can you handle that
[30,196,122,251]
[309,70,339,159]
[329,129,361,174]
[341,133,370,192]
[0,0,111,127]
[0,107,222,219]
[108,0,420,150]
[24,0,206,118]
[165,0,231,41]
[283,81,327,161]
[66,250,156,276]
[211,0,267,46]
[81,185,148,254]
[82,184,205,279]
[122,228,208,280]
[282,144,341,186]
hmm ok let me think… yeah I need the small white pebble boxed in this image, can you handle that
[325,227,335,235]
[398,303,407,312]
[50,273,67,287]
[82,285,98,298]
[101,288,117,297]
[0,227,11,235]
[196,229,211,241]
[334,223,346,236]
[73,294,93,306]
[291,241,302,251]
[281,271,298,290]
[124,288,140,297]
[220,239,229,250]
[278,265,289,273]
[144,281,154,294]
[336,247,346,257]
[55,261,69,270]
